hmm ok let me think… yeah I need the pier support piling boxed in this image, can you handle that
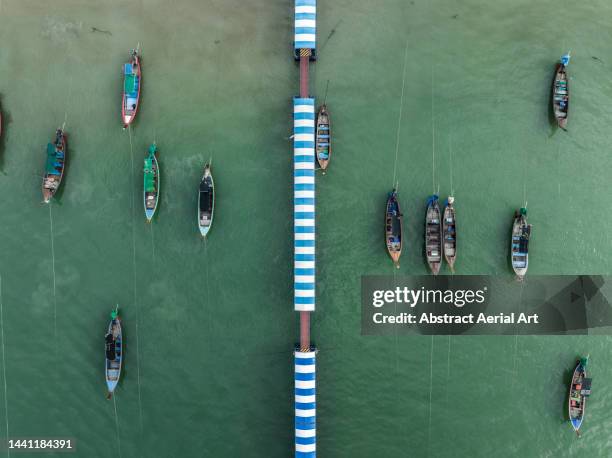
[300,311,310,351]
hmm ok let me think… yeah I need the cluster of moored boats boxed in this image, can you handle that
[384,191,531,279]
[37,49,217,237]
[385,193,457,273]
[378,49,575,278]
[7,48,218,398]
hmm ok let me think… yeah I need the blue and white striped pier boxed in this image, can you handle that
[293,0,317,454]
[294,0,317,58]
[293,97,316,313]
[295,350,316,457]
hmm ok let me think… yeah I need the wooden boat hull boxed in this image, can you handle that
[198,164,215,237]
[122,51,141,128]
[41,130,67,203]
[385,190,402,267]
[552,63,569,130]
[510,211,531,279]
[568,360,588,433]
[316,105,331,171]
[105,314,122,395]
[425,196,442,275]
[443,201,456,271]
[144,149,159,222]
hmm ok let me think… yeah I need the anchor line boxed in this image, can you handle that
[392,38,410,188]
[127,127,144,433]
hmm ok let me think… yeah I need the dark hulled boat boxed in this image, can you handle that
[510,208,531,279]
[42,129,67,203]
[105,306,122,399]
[425,195,442,275]
[443,196,456,272]
[316,105,331,172]
[552,53,570,130]
[385,190,402,268]
[198,163,215,237]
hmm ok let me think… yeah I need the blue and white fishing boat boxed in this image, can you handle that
[105,306,122,399]
[143,144,159,222]
[315,105,330,172]
[569,356,592,436]
[510,208,531,279]
[198,163,214,237]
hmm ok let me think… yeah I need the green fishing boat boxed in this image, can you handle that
[144,144,159,222]
[42,128,67,203]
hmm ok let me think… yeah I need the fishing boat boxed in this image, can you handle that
[105,306,122,399]
[122,48,141,129]
[568,356,592,436]
[385,189,402,268]
[510,208,531,279]
[443,196,457,272]
[143,144,159,222]
[198,163,214,237]
[552,53,570,130]
[42,128,67,203]
[316,105,331,172]
[425,195,442,275]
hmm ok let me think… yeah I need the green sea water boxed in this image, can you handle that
[0,0,612,456]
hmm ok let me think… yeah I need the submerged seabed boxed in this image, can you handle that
[0,0,611,456]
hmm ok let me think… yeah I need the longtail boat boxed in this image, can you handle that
[122,48,141,129]
[569,356,592,436]
[552,53,570,130]
[425,195,442,275]
[443,196,456,272]
[105,306,122,399]
[198,163,214,237]
[42,128,67,203]
[510,208,531,279]
[385,189,402,268]
[143,143,159,222]
[316,105,331,172]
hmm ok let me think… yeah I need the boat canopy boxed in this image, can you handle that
[295,349,316,458]
[293,97,316,312]
[200,180,211,212]
[45,143,61,175]
[124,74,138,95]
[144,158,156,192]
[294,0,316,53]
[581,378,592,396]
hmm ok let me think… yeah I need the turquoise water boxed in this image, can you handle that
[0,0,612,456]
